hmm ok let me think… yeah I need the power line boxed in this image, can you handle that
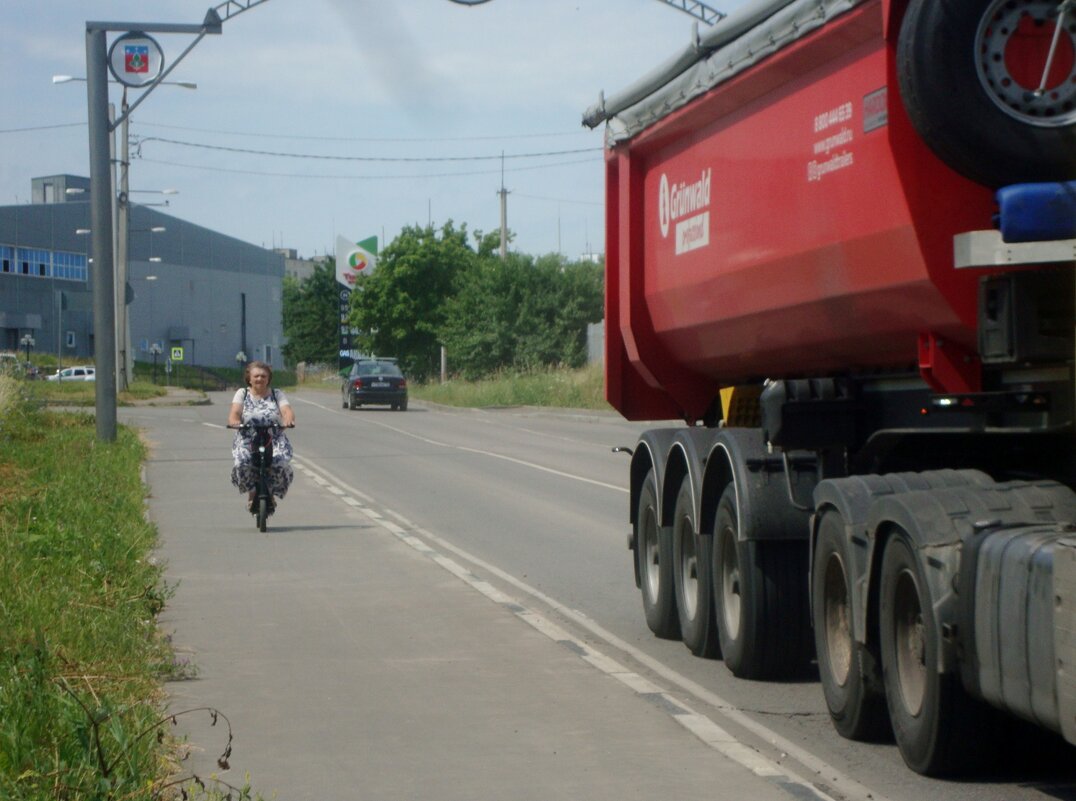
[137,154,601,181]
[135,135,601,163]
[133,120,592,143]
[0,122,85,134]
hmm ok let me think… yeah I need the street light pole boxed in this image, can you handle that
[81,6,251,441]
[86,26,118,441]
[20,334,35,366]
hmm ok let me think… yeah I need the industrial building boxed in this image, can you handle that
[0,174,286,374]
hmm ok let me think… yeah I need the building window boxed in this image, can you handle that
[65,331,76,349]
[2,246,84,282]
[51,251,87,282]
[16,248,50,279]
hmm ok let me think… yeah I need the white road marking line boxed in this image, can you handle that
[297,454,882,801]
[296,408,626,493]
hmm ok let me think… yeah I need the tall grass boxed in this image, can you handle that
[0,379,176,799]
[413,363,609,410]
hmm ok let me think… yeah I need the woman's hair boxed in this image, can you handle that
[244,360,273,386]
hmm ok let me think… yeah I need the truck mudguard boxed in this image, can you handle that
[629,428,682,530]
[864,481,1076,675]
[811,470,995,643]
[701,427,813,543]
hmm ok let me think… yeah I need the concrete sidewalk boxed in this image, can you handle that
[142,404,799,801]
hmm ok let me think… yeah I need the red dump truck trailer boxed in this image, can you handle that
[584,0,1076,776]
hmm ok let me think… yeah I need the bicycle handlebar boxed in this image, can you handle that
[227,422,295,430]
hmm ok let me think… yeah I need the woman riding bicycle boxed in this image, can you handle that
[228,361,295,513]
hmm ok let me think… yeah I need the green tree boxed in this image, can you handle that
[349,222,476,381]
[439,251,526,379]
[440,251,604,379]
[282,258,340,366]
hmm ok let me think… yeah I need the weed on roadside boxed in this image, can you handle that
[0,390,261,800]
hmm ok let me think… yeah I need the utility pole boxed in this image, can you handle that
[498,152,509,259]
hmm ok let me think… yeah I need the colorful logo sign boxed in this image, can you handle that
[125,45,149,74]
[348,250,369,273]
[107,32,164,88]
[336,235,378,288]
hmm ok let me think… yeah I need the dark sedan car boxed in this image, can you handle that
[342,359,408,411]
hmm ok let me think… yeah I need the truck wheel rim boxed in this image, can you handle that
[642,506,661,600]
[893,567,927,717]
[679,518,698,619]
[719,527,741,639]
[822,551,852,687]
[976,0,1076,127]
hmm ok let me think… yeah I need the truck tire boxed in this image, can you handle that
[637,468,680,639]
[897,0,1076,186]
[812,511,890,741]
[878,532,999,775]
[712,486,811,679]
[672,476,720,658]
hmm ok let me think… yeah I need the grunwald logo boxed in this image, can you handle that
[658,168,712,255]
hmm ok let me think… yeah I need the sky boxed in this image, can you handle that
[1,0,747,262]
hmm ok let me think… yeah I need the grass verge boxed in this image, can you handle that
[412,363,609,411]
[0,376,248,800]
[25,380,170,407]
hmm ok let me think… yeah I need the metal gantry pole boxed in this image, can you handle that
[81,5,258,441]
[86,28,118,441]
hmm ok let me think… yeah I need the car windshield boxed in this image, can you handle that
[356,362,402,378]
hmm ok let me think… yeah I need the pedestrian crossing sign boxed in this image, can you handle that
[171,347,184,362]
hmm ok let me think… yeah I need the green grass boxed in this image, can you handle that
[24,380,169,407]
[0,376,249,800]
[411,363,610,411]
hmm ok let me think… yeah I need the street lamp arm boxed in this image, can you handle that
[212,1,271,24]
[656,0,725,25]
[446,0,724,25]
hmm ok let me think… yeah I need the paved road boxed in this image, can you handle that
[133,392,801,801]
[125,389,1076,801]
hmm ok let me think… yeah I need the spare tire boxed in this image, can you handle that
[898,0,1076,187]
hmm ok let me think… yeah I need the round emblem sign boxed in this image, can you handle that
[108,32,164,88]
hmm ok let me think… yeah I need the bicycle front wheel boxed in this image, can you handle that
[256,494,268,532]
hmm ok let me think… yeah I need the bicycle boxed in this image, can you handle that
[228,421,294,532]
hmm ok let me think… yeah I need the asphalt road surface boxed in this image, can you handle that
[125,388,1076,801]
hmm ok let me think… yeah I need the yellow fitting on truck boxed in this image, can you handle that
[719,385,762,428]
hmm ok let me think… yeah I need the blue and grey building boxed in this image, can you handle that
[0,174,286,369]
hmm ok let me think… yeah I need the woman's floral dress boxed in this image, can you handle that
[230,388,294,499]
